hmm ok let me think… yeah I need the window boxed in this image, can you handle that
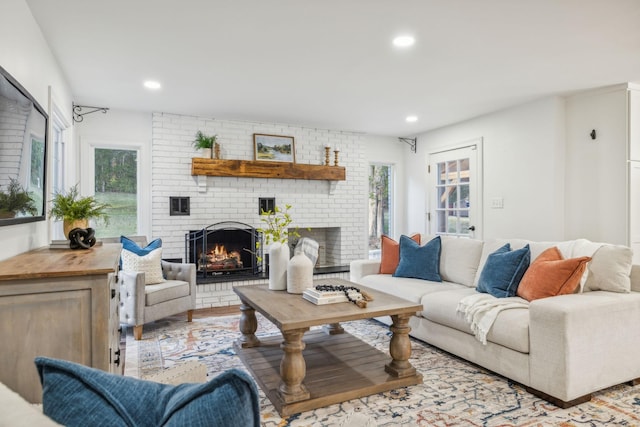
[94,148,138,238]
[368,164,393,258]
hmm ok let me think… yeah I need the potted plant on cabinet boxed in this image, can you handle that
[193,131,218,159]
[0,178,38,219]
[49,184,110,238]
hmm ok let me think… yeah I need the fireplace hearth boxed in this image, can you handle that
[185,222,262,282]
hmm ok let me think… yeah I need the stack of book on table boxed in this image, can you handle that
[302,287,349,305]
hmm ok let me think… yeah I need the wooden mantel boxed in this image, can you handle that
[191,158,346,181]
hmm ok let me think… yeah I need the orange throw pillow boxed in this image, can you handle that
[516,246,591,301]
[380,234,421,274]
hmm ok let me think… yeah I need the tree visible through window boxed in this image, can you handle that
[94,148,137,237]
[368,164,392,258]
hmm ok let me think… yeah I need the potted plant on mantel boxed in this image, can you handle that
[193,130,218,159]
[256,204,301,291]
[49,184,110,238]
[0,178,38,219]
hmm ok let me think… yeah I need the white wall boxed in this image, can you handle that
[363,135,409,240]
[0,0,73,261]
[564,85,628,245]
[406,97,567,241]
[73,109,152,237]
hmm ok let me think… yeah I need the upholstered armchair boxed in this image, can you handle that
[103,236,196,340]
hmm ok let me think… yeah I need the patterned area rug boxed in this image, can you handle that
[125,314,640,426]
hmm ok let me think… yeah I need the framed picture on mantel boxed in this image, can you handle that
[253,134,295,163]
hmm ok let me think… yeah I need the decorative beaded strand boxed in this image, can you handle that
[314,284,374,308]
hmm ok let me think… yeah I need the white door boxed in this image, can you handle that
[428,142,482,238]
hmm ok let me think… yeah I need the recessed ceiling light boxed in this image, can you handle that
[406,115,418,123]
[143,80,161,90]
[393,35,415,48]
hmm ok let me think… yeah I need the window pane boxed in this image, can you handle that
[94,148,137,238]
[368,164,393,258]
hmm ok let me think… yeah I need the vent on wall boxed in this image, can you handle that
[259,197,275,214]
[170,197,190,216]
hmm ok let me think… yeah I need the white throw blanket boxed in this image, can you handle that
[456,293,529,345]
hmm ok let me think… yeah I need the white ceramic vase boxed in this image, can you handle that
[268,242,289,291]
[201,148,212,159]
[287,250,313,294]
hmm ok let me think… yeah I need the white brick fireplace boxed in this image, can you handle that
[151,112,369,308]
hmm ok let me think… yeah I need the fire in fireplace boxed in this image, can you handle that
[185,222,262,281]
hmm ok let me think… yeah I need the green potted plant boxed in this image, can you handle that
[0,178,38,219]
[49,184,110,238]
[193,130,218,158]
[256,204,301,290]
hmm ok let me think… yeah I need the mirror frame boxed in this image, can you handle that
[0,65,48,226]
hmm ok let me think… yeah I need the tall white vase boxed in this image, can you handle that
[268,242,289,290]
[287,250,313,294]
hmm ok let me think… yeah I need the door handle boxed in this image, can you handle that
[468,226,476,231]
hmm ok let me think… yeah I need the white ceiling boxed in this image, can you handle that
[26,0,640,136]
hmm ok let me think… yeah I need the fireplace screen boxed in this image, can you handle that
[185,222,262,279]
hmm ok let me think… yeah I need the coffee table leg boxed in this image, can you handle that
[385,313,417,378]
[323,322,344,335]
[278,328,310,403]
[237,300,260,348]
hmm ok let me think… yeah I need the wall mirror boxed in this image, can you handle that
[0,65,48,226]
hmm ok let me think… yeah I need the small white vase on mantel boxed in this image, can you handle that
[287,248,313,294]
[201,148,212,159]
[268,242,289,290]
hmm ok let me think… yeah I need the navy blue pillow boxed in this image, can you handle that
[121,236,162,255]
[393,235,442,281]
[35,356,260,427]
[476,243,530,298]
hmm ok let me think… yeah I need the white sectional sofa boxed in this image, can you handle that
[350,236,640,408]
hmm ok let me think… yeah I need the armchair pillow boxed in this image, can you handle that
[35,356,260,427]
[121,235,162,255]
[121,247,164,285]
[393,235,441,281]
[476,244,530,298]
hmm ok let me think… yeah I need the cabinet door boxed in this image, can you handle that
[0,289,92,403]
[629,89,640,161]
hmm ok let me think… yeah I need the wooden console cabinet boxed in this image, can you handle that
[0,243,122,403]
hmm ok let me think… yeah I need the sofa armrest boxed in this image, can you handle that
[118,270,146,326]
[529,291,640,402]
[350,259,381,283]
[162,261,197,307]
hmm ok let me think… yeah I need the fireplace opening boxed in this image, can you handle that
[185,222,262,282]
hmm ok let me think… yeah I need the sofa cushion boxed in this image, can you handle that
[394,235,442,281]
[517,247,591,301]
[145,280,190,306]
[379,234,420,274]
[583,244,632,293]
[476,244,530,298]
[35,357,260,427]
[439,236,484,287]
[122,247,165,285]
[421,288,530,353]
[359,274,465,305]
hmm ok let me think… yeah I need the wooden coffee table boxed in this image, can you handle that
[233,280,423,416]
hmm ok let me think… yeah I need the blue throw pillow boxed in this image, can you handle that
[35,357,260,427]
[121,235,162,255]
[120,236,162,269]
[393,235,442,281]
[476,243,530,298]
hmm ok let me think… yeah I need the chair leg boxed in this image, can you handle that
[133,325,143,340]
[187,309,193,323]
